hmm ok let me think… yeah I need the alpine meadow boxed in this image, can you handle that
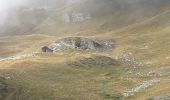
[0,0,170,100]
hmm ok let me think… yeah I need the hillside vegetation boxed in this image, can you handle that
[0,0,170,100]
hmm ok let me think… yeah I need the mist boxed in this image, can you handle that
[0,0,169,35]
[0,0,26,24]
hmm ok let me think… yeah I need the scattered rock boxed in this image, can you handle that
[119,54,143,67]
[126,70,163,78]
[151,94,170,100]
[123,79,160,97]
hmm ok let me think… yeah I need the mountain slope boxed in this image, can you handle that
[0,0,170,36]
[0,0,170,100]
[33,0,170,35]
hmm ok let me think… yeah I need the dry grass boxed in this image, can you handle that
[0,5,170,100]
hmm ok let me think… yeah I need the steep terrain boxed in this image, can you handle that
[0,0,170,100]
[1,0,170,36]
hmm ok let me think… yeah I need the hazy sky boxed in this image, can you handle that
[0,1,8,11]
[0,0,25,25]
[0,0,25,12]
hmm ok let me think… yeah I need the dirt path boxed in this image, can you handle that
[0,52,40,62]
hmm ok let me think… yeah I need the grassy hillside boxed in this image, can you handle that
[0,0,170,100]
[0,53,128,100]
[1,0,170,36]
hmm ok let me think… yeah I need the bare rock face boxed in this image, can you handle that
[49,37,103,51]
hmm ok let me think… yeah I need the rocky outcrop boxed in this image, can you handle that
[41,37,115,53]
[49,37,103,51]
[64,12,91,23]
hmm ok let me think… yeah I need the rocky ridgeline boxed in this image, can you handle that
[42,37,115,52]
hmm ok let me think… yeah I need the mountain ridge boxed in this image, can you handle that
[0,0,170,36]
